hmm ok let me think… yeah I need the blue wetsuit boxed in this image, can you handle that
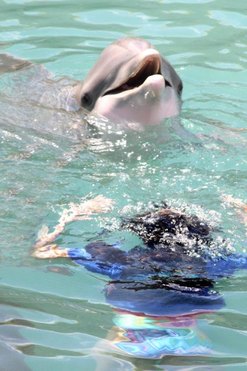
[67,241,247,316]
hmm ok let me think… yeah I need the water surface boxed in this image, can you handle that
[0,0,247,370]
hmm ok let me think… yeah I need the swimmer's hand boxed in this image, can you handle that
[222,194,247,226]
[61,195,114,223]
[33,195,114,257]
[32,244,69,259]
[222,194,247,210]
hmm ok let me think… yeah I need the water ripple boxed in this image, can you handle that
[0,0,247,368]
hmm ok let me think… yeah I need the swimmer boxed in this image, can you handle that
[32,195,247,357]
[33,195,247,300]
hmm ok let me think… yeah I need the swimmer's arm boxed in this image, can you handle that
[32,243,69,259]
[32,195,114,259]
[222,194,247,227]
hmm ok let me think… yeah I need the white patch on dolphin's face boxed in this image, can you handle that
[76,38,183,126]
[93,74,180,126]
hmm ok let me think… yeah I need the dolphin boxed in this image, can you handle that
[75,38,183,125]
[0,53,31,74]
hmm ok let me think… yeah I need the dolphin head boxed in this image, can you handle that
[75,38,183,125]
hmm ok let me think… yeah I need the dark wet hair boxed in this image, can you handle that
[121,205,211,248]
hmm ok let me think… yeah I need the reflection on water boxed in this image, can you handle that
[111,311,211,358]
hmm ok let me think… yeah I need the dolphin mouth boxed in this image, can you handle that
[104,54,168,96]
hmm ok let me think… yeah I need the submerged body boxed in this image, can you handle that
[68,242,245,316]
[75,38,183,125]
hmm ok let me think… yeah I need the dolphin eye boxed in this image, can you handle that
[81,92,93,110]
[177,81,183,96]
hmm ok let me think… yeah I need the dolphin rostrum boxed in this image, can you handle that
[75,38,183,125]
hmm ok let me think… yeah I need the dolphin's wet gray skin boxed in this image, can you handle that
[75,38,183,125]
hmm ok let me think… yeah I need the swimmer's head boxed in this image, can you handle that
[121,206,211,247]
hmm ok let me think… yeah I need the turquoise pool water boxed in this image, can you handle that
[0,0,247,370]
